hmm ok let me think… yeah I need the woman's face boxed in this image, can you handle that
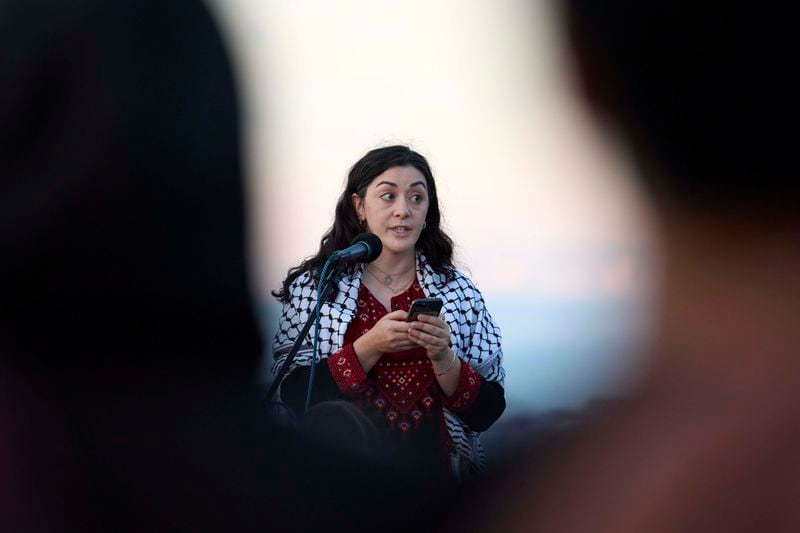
[352,166,430,258]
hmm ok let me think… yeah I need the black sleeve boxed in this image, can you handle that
[456,380,506,432]
[279,364,344,420]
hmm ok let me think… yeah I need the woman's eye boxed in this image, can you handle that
[379,192,394,201]
[410,194,424,204]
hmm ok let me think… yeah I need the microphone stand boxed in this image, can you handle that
[263,234,379,421]
[263,259,338,416]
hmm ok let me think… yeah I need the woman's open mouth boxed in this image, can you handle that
[389,225,412,236]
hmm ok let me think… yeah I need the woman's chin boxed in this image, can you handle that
[380,239,418,257]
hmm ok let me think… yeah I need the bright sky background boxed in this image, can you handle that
[211,0,659,415]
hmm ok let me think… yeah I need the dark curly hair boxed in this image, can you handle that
[273,145,455,302]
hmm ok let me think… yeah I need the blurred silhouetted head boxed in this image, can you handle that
[300,400,381,460]
[564,3,798,217]
[0,0,262,378]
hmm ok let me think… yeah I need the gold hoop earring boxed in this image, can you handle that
[359,218,366,228]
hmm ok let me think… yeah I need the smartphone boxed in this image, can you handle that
[406,298,443,322]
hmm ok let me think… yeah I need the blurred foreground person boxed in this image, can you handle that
[0,1,265,530]
[467,3,800,532]
[0,1,429,531]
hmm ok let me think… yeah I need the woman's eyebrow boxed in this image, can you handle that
[375,180,427,189]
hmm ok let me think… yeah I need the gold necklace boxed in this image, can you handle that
[368,263,415,286]
[365,267,414,294]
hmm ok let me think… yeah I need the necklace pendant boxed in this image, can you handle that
[383,274,392,285]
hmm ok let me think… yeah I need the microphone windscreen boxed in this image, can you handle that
[350,232,382,262]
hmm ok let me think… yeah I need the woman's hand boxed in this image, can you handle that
[408,314,452,362]
[353,310,417,369]
[409,314,461,395]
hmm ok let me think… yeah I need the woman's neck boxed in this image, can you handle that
[368,249,416,275]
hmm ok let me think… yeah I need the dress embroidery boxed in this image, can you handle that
[358,279,436,434]
[326,276,480,438]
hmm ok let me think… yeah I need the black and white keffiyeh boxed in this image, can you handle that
[272,251,505,478]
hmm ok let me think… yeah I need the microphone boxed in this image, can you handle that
[329,232,382,264]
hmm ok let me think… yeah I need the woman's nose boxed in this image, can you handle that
[394,199,411,218]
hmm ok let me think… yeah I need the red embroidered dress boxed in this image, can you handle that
[326,276,482,477]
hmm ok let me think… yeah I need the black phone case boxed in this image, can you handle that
[407,298,443,321]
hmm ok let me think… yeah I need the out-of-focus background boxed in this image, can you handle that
[210,0,658,463]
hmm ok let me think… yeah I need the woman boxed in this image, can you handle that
[272,145,505,481]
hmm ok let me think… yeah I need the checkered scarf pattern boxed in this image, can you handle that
[272,251,505,477]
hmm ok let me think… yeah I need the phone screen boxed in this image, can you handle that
[407,298,443,322]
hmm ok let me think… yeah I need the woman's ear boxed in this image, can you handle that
[351,193,364,219]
